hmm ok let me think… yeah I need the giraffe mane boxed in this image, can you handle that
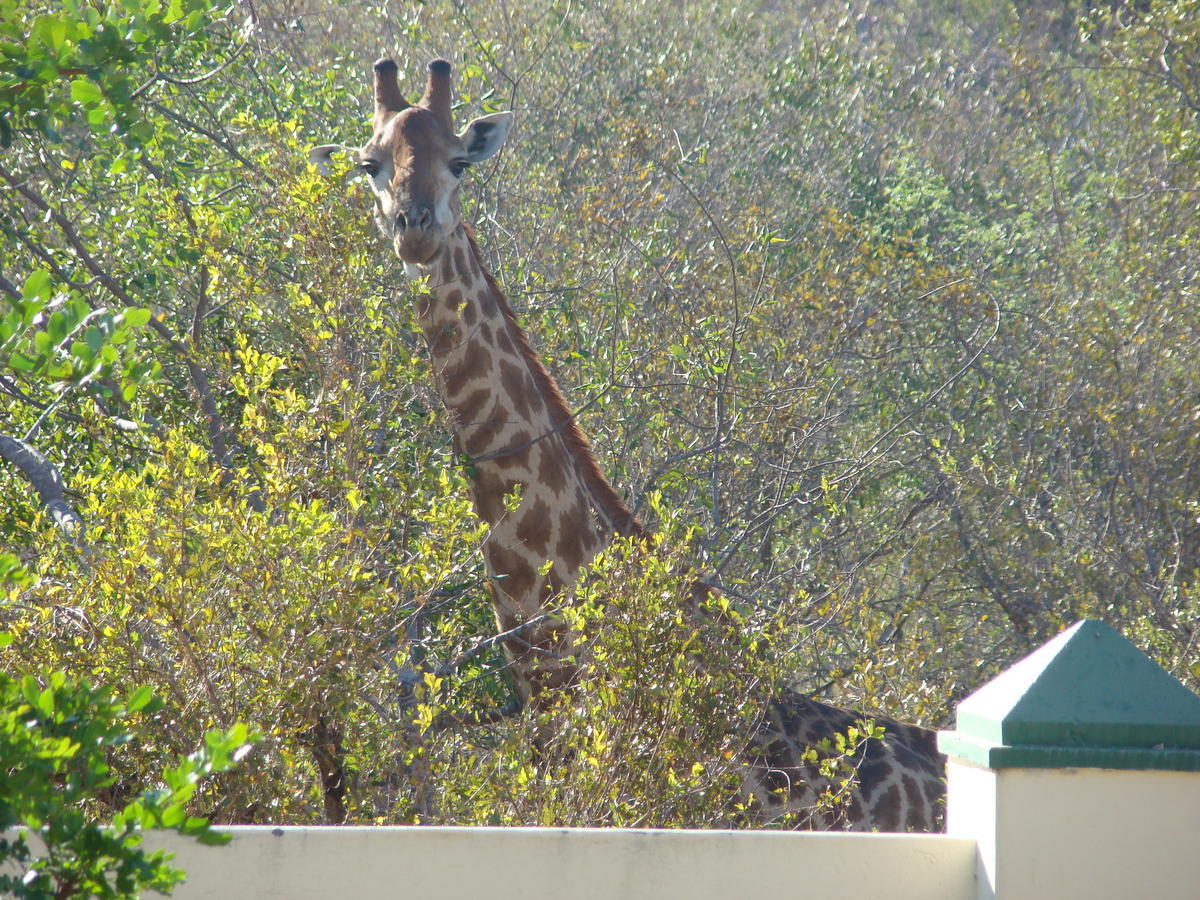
[462,225,645,539]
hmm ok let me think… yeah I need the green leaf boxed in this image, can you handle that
[84,325,104,354]
[159,803,186,827]
[20,678,53,718]
[22,270,53,302]
[34,15,69,53]
[8,351,37,372]
[125,685,155,713]
[47,310,68,342]
[70,78,103,105]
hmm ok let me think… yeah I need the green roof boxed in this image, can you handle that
[937,620,1200,770]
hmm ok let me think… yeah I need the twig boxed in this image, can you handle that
[631,440,720,520]
[156,41,249,88]
[657,159,741,533]
[433,614,551,679]
[364,618,549,728]
[829,286,1000,488]
[147,102,261,173]
[0,271,19,299]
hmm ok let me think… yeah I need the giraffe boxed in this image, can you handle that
[313,57,946,831]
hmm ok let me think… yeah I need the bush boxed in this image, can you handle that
[422,512,782,828]
[0,660,254,900]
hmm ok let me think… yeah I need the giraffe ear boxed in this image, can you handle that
[458,111,513,163]
[308,144,345,176]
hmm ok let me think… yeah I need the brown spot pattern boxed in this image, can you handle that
[924,779,943,802]
[451,388,491,426]
[442,344,491,398]
[472,472,519,524]
[494,326,515,357]
[856,758,893,802]
[492,429,532,466]
[525,373,544,412]
[539,442,569,495]
[556,499,595,572]
[463,428,495,458]
[486,543,536,604]
[500,359,532,420]
[871,784,901,832]
[516,498,553,556]
[462,402,507,457]
[477,286,497,317]
[426,322,460,356]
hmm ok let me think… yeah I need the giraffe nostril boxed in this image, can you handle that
[398,206,434,233]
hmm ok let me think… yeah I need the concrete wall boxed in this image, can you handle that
[145,761,1200,900]
[947,761,1200,900]
[146,826,977,900]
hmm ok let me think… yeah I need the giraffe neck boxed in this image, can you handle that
[413,227,946,832]
[417,222,641,702]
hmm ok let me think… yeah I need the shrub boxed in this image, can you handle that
[0,661,254,900]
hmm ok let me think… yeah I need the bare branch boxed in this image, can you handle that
[146,102,262,173]
[0,433,83,534]
[157,41,249,88]
[434,614,551,679]
[0,271,20,300]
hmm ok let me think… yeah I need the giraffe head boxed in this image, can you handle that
[314,59,513,270]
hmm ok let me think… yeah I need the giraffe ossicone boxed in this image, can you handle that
[323,56,946,831]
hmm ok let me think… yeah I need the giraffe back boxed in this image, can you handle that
[742,692,946,831]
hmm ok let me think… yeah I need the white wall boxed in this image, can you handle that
[146,826,977,900]
[947,762,1200,900]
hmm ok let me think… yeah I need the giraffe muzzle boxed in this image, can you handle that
[394,203,441,264]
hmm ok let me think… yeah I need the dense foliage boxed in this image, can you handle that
[2,0,1197,826]
[0,660,254,898]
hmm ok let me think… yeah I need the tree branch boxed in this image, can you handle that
[147,102,262,173]
[0,165,263,511]
[434,614,551,679]
[0,271,20,299]
[0,433,83,534]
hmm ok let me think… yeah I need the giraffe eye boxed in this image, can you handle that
[359,159,381,177]
[449,159,470,178]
